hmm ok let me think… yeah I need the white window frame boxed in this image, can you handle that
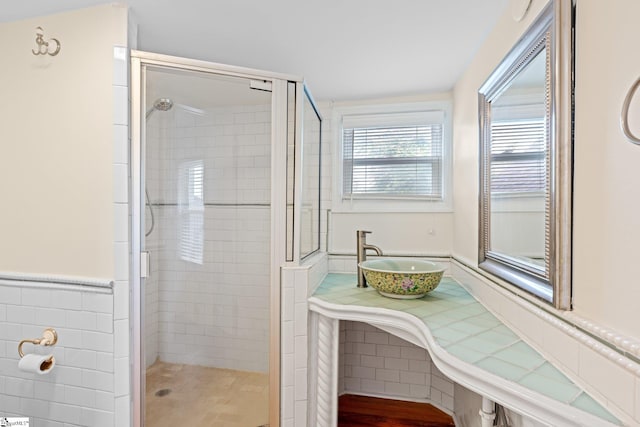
[332,100,452,213]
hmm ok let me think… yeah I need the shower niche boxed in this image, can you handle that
[131,52,321,427]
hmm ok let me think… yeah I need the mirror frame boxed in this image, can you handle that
[299,85,323,260]
[478,0,574,309]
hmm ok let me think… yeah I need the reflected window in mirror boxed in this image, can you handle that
[490,49,547,276]
[478,1,573,309]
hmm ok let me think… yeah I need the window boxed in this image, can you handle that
[334,103,452,212]
[178,160,204,264]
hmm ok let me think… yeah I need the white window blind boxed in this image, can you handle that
[490,118,547,193]
[178,160,204,264]
[342,111,444,200]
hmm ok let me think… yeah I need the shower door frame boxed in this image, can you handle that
[130,50,301,427]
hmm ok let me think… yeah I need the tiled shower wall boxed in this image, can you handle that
[144,103,272,372]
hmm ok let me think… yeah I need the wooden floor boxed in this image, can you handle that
[338,394,455,427]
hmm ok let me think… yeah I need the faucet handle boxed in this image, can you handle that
[357,230,372,242]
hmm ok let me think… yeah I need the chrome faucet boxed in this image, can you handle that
[356,230,383,288]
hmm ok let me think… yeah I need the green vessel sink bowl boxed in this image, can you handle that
[359,258,444,299]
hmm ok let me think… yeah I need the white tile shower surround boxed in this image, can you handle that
[340,321,455,412]
[144,103,272,373]
[146,104,271,208]
[152,206,270,371]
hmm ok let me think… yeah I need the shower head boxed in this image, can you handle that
[146,98,174,119]
[153,98,173,111]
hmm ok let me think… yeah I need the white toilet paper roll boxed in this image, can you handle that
[18,353,55,375]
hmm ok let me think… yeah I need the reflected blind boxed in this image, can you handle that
[490,118,546,193]
[178,160,204,265]
[342,120,444,199]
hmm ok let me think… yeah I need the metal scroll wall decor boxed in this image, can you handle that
[32,26,61,57]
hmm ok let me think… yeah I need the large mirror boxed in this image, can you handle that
[478,0,573,309]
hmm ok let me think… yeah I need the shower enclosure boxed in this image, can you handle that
[131,51,321,427]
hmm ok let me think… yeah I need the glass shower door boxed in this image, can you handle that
[138,61,274,427]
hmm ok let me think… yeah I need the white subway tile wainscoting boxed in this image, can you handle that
[0,281,115,427]
[340,321,455,412]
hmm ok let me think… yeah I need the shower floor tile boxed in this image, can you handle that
[146,360,269,427]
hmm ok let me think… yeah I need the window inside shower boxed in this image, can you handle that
[142,66,273,427]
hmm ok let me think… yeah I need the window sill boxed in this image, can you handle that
[332,197,453,214]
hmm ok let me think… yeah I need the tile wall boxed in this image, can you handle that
[0,285,116,427]
[112,44,131,426]
[281,252,329,427]
[339,321,455,412]
[144,103,272,372]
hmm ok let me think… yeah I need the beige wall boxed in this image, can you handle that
[328,212,452,256]
[322,93,454,258]
[453,0,640,340]
[572,0,640,340]
[0,5,128,278]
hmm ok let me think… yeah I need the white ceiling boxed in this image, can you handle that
[2,0,507,102]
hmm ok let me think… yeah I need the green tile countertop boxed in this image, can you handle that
[309,273,621,426]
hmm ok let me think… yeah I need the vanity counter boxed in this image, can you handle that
[308,273,621,427]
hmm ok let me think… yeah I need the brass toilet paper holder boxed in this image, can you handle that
[18,328,58,357]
